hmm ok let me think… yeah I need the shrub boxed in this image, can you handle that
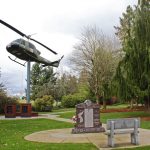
[34,95,54,112]
[61,93,87,108]
[0,93,18,113]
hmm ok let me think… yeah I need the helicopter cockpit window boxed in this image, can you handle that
[21,40,25,45]
[29,43,35,49]
[13,39,21,43]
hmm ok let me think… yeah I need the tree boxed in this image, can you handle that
[78,69,92,99]
[31,63,57,100]
[0,67,6,98]
[91,47,118,108]
[115,0,150,109]
[0,68,7,113]
[53,72,78,101]
[53,73,67,101]
[34,95,54,112]
[0,68,4,92]
[0,68,18,113]
[69,26,120,108]
[30,63,42,99]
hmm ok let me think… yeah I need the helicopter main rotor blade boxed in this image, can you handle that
[30,38,57,55]
[0,19,27,37]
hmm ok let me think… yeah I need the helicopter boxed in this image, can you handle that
[0,19,63,67]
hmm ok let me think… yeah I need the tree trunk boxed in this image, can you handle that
[96,95,99,104]
[136,98,139,107]
[103,99,106,110]
[144,96,150,111]
[130,99,134,109]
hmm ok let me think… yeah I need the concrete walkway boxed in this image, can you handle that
[25,127,150,150]
[1,114,150,149]
[0,112,73,122]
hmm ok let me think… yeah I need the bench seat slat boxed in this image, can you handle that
[105,129,139,135]
[107,118,140,130]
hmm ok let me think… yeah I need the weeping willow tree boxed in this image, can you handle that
[115,0,150,109]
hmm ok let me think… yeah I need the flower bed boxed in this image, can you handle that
[100,106,145,113]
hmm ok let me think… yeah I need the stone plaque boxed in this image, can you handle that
[72,100,105,133]
[84,108,93,127]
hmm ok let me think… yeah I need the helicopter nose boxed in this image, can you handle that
[6,44,11,50]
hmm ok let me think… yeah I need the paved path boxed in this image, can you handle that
[1,114,150,149]
[46,114,74,123]
[25,127,150,150]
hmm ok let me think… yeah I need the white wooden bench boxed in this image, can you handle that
[105,118,140,147]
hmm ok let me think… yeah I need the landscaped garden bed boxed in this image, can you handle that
[100,106,145,113]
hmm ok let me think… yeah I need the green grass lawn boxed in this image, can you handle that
[0,119,97,150]
[106,103,129,109]
[58,111,150,129]
[114,145,150,150]
[1,111,150,150]
[53,108,75,112]
[38,108,75,114]
[38,103,130,114]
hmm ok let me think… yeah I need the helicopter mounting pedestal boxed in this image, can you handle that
[27,61,30,103]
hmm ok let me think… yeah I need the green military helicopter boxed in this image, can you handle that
[0,19,63,67]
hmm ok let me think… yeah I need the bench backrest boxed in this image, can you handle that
[107,118,140,130]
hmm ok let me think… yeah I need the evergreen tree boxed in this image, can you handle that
[115,0,150,108]
[31,63,57,100]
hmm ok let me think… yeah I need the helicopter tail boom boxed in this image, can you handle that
[42,60,60,67]
[42,55,64,67]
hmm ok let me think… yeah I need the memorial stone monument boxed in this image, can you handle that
[4,103,38,118]
[72,100,105,133]
[4,104,16,118]
[21,103,32,117]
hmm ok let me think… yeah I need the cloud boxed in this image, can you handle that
[0,0,138,95]
[0,70,26,95]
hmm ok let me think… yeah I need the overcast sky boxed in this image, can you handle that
[0,0,138,96]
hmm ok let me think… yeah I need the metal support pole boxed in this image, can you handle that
[27,61,30,103]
